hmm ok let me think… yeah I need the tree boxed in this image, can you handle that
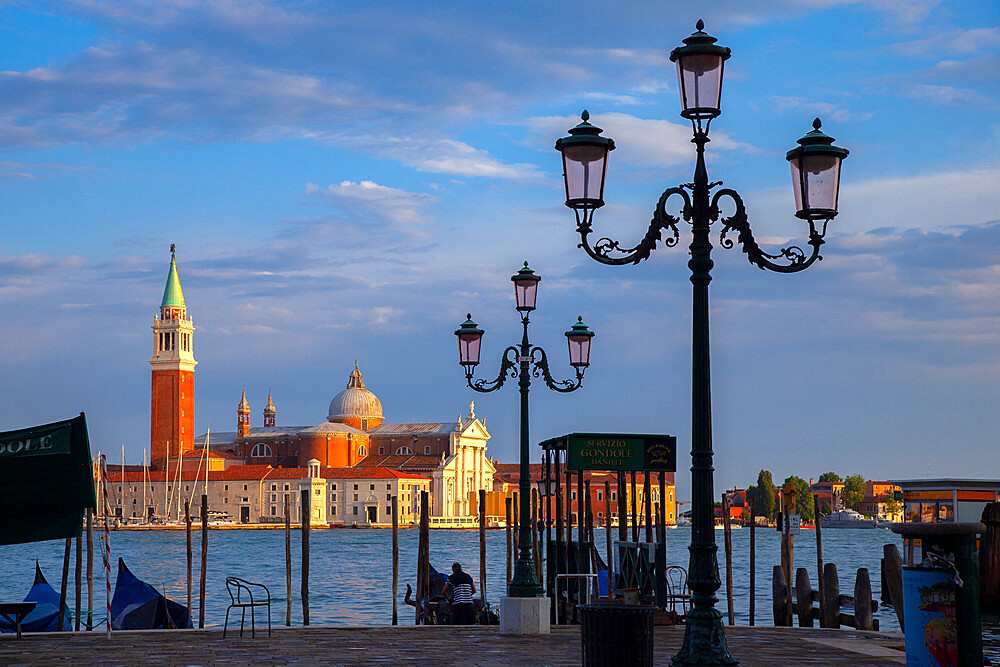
[782,475,814,523]
[818,472,842,483]
[843,474,866,510]
[752,470,776,519]
[885,497,902,518]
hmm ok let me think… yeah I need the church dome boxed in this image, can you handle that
[328,364,383,423]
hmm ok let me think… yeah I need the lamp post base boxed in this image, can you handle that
[671,607,738,665]
[499,596,550,635]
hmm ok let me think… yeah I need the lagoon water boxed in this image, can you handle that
[4,526,998,658]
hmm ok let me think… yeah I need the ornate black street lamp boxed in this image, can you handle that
[555,20,848,665]
[455,263,594,598]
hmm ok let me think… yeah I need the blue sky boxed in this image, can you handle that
[2,0,999,500]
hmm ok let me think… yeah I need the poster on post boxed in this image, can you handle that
[0,413,96,545]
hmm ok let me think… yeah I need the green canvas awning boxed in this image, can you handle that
[0,413,96,545]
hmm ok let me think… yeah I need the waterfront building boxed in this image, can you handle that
[145,250,497,520]
[489,464,676,527]
[857,480,903,521]
[810,478,845,514]
[105,462,430,526]
[891,478,1000,523]
[149,246,196,467]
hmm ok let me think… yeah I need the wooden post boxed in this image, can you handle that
[822,562,840,629]
[772,565,787,626]
[749,507,756,626]
[854,568,874,630]
[392,494,399,625]
[59,537,70,631]
[199,494,207,629]
[185,500,192,614]
[981,502,1000,613]
[584,479,594,595]
[795,567,813,627]
[643,473,652,543]
[532,489,541,582]
[512,491,519,560]
[479,489,487,607]
[883,543,904,631]
[722,493,734,626]
[505,496,512,586]
[617,471,627,542]
[301,488,310,626]
[418,491,429,624]
[565,470,573,561]
[630,472,638,542]
[783,502,794,626]
[815,495,824,611]
[577,470,585,580]
[658,473,666,534]
[285,494,291,626]
[86,509,93,631]
[605,480,614,599]
[74,529,82,631]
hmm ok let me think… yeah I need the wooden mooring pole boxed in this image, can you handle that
[605,479,614,599]
[749,507,756,626]
[630,472,638,542]
[981,502,1000,613]
[417,491,429,624]
[722,493,734,625]
[479,489,487,608]
[59,537,70,631]
[199,494,207,629]
[643,473,652,543]
[285,494,292,626]
[815,495,824,612]
[392,494,399,625]
[86,509,93,631]
[301,488,310,626]
[185,500,192,614]
[74,528,82,631]
[505,496,512,586]
[617,471,627,543]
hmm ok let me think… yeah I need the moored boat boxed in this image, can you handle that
[820,508,876,529]
[0,563,70,634]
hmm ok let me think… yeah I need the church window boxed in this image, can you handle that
[358,445,367,457]
[353,494,358,501]
[395,446,412,455]
[251,444,273,458]
[425,446,431,455]
[352,507,358,515]
[378,447,385,455]
[362,419,368,430]
[370,484,375,490]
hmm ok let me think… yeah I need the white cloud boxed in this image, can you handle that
[305,180,435,230]
[772,96,873,123]
[891,27,1000,56]
[901,84,996,107]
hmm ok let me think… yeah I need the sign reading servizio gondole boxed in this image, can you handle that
[565,433,676,472]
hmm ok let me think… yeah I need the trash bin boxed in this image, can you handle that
[891,521,985,667]
[901,565,958,666]
[578,603,654,667]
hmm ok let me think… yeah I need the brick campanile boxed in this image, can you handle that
[150,244,196,469]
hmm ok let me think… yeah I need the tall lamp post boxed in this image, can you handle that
[555,21,849,665]
[455,262,594,600]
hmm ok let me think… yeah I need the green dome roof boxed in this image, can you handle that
[161,249,186,308]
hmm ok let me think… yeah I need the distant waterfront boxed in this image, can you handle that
[3,527,997,658]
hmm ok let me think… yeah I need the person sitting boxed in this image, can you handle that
[443,562,476,625]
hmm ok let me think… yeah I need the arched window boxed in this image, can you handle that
[251,443,272,457]
[395,446,413,455]
[378,446,385,455]
[424,446,431,455]
[358,445,367,457]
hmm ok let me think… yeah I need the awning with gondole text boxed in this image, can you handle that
[0,414,96,545]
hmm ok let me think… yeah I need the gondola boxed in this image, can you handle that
[110,558,192,630]
[0,563,70,634]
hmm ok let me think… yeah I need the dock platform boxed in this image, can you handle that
[0,624,906,665]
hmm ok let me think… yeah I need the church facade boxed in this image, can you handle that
[150,248,496,519]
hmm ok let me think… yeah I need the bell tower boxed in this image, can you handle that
[150,245,196,468]
[263,391,276,427]
[237,388,251,437]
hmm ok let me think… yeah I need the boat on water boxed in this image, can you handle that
[819,508,876,529]
[0,563,70,634]
[110,558,192,630]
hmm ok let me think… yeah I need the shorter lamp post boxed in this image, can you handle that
[455,262,594,598]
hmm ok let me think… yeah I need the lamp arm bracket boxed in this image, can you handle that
[466,346,519,393]
[577,186,690,265]
[529,346,584,393]
[713,188,824,274]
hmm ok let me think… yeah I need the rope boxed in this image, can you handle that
[101,454,112,638]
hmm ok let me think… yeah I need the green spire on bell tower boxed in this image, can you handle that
[161,243,186,308]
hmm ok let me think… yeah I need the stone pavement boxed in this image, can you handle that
[0,624,906,665]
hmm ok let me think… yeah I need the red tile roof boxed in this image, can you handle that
[105,465,429,483]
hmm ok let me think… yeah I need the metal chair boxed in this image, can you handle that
[223,577,271,638]
[664,565,691,616]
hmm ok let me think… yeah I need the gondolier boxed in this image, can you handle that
[443,562,476,625]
